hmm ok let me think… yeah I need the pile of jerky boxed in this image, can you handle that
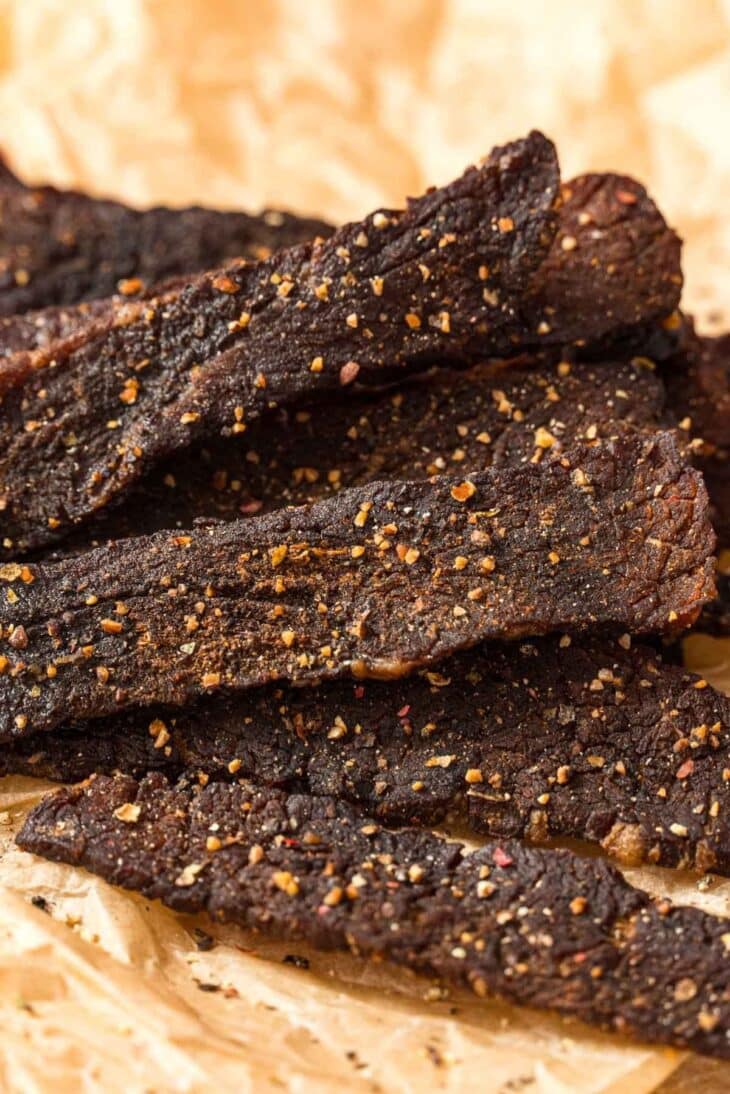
[2,132,730,1059]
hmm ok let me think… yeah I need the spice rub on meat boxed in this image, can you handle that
[524,173,682,354]
[7,635,730,875]
[0,432,715,739]
[663,327,729,546]
[0,169,682,365]
[17,771,730,1059]
[0,132,561,552]
[0,157,333,317]
[44,356,669,555]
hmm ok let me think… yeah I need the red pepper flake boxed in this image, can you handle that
[616,189,637,205]
[239,499,263,515]
[212,275,239,294]
[117,277,144,296]
[492,847,513,868]
[397,704,411,718]
[354,686,365,699]
[676,759,694,780]
[340,361,360,386]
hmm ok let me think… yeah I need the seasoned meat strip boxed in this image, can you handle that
[665,331,730,458]
[0,132,560,551]
[6,636,730,874]
[524,173,682,353]
[17,772,730,1059]
[0,170,682,364]
[0,159,332,316]
[43,356,668,555]
[0,432,714,739]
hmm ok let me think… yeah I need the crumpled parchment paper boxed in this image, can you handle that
[0,1,728,1090]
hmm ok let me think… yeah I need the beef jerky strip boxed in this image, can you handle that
[18,772,730,1059]
[523,173,682,355]
[691,573,730,638]
[0,161,332,316]
[662,327,730,547]
[0,170,682,365]
[701,457,730,549]
[0,131,560,551]
[664,331,730,458]
[0,276,192,362]
[7,636,730,875]
[0,431,715,738]
[49,356,668,554]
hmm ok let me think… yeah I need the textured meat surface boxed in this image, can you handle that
[0,163,333,316]
[17,771,730,1059]
[0,433,715,738]
[524,173,682,352]
[43,356,668,554]
[664,332,730,457]
[7,636,730,874]
[0,170,682,365]
[663,329,730,547]
[693,573,730,637]
[0,132,560,551]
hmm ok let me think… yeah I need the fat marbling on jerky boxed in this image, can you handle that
[0,432,715,739]
[0,131,560,551]
[17,771,730,1059]
[0,157,333,316]
[7,635,730,875]
[49,355,669,552]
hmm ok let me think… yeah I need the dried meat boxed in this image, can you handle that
[0,160,332,316]
[7,635,730,874]
[664,330,730,458]
[47,356,669,554]
[0,171,682,365]
[0,432,714,738]
[17,771,730,1059]
[0,131,561,550]
[524,173,682,353]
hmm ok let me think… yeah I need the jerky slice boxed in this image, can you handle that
[0,432,714,738]
[0,160,333,316]
[0,132,560,549]
[17,772,730,1059]
[524,173,682,353]
[691,573,730,638]
[663,328,730,547]
[50,356,668,553]
[664,331,730,458]
[0,170,682,365]
[8,637,730,875]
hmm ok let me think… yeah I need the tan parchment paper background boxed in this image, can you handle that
[0,1,728,1090]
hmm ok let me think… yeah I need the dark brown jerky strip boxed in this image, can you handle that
[665,331,730,552]
[17,772,730,1058]
[664,331,730,458]
[0,296,116,360]
[0,131,560,550]
[46,356,668,554]
[0,163,332,316]
[691,573,730,638]
[0,170,682,366]
[524,173,682,353]
[8,636,730,875]
[0,275,194,363]
[0,432,715,739]
[702,457,730,549]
